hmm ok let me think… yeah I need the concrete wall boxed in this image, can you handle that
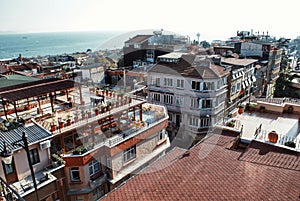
[2,143,50,181]
[110,128,166,179]
[240,42,263,57]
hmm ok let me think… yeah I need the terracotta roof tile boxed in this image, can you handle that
[103,129,300,201]
[148,54,229,79]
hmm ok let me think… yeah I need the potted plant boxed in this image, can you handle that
[25,104,31,110]
[284,141,296,148]
[74,112,79,123]
[106,101,112,111]
[66,115,72,126]
[58,117,64,129]
[51,124,57,132]
[268,131,278,143]
[259,106,266,113]
[51,154,66,166]
[95,108,99,116]
[238,105,244,114]
[73,147,82,155]
[246,103,255,111]
[101,105,106,113]
[81,110,86,120]
[226,121,235,128]
[87,110,92,118]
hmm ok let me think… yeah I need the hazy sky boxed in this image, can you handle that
[1,0,299,41]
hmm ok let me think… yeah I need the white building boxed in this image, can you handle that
[147,52,229,147]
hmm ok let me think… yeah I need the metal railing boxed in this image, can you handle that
[254,129,300,150]
[0,176,25,201]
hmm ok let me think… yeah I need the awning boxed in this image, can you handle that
[0,78,79,102]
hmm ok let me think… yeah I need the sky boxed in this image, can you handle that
[1,0,299,41]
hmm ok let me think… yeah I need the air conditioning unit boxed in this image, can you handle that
[40,140,51,150]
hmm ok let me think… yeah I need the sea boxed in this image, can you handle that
[0,31,122,59]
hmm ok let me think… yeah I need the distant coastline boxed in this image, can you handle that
[0,31,122,59]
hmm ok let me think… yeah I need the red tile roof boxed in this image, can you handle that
[102,129,300,201]
[239,140,300,170]
[149,54,229,79]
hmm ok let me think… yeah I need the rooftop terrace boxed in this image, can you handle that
[223,97,300,151]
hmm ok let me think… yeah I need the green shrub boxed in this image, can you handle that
[226,121,235,127]
[284,141,296,148]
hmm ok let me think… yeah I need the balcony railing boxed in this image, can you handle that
[63,105,168,156]
[0,176,24,201]
[254,129,300,150]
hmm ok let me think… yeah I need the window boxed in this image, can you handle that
[29,148,40,165]
[203,82,214,91]
[153,93,161,102]
[164,94,173,105]
[106,156,111,168]
[158,130,165,141]
[175,95,184,105]
[89,160,101,176]
[217,80,222,89]
[200,118,212,128]
[237,83,241,91]
[75,196,84,201]
[151,77,160,86]
[190,97,199,109]
[164,78,173,87]
[202,99,213,109]
[168,113,173,121]
[231,85,236,93]
[70,167,81,182]
[189,116,199,127]
[191,81,201,91]
[93,186,104,200]
[123,146,136,162]
[2,161,14,175]
[176,79,184,88]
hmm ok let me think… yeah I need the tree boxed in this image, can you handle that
[274,71,295,98]
[200,40,211,48]
[192,40,199,45]
[280,50,289,71]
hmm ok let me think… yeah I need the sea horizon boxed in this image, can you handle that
[0,31,123,59]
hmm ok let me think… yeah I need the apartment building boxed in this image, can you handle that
[220,57,257,108]
[234,41,282,97]
[120,30,189,68]
[147,52,229,146]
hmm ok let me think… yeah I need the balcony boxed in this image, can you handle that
[62,103,168,158]
[34,89,146,134]
[0,176,24,201]
[6,164,64,200]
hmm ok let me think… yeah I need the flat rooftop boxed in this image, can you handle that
[236,111,299,140]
